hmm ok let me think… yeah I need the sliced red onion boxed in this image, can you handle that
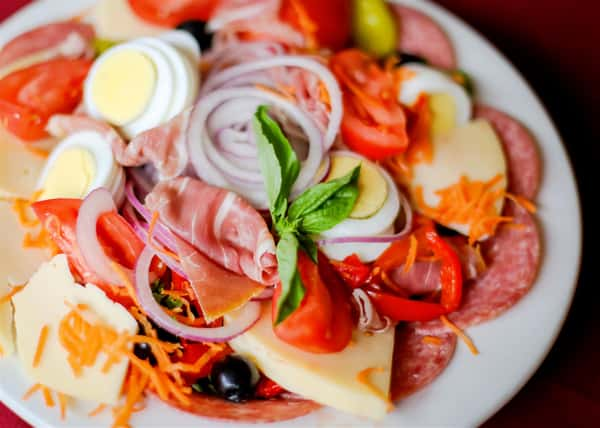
[127,167,156,198]
[187,87,324,208]
[76,187,126,285]
[135,246,261,342]
[207,0,280,32]
[201,56,342,150]
[352,289,392,334]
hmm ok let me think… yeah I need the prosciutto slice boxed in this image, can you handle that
[145,177,278,285]
[0,21,94,75]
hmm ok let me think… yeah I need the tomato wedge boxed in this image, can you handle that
[0,58,91,141]
[31,198,146,306]
[128,0,218,27]
[280,0,351,50]
[330,49,409,160]
[273,251,353,353]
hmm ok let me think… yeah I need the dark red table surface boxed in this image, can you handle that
[1,1,598,427]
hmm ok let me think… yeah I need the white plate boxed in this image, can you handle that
[0,0,582,427]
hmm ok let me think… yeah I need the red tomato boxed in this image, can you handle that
[31,198,146,306]
[330,49,409,160]
[273,251,353,353]
[178,341,230,381]
[330,254,371,288]
[255,377,285,399]
[280,0,351,50]
[128,0,219,27]
[0,58,91,141]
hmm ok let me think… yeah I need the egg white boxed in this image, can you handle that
[84,36,199,139]
[36,131,125,204]
[398,63,472,128]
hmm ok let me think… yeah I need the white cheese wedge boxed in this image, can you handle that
[93,0,166,40]
[409,119,507,237]
[12,255,137,404]
[0,201,47,356]
[228,304,395,420]
[0,128,46,198]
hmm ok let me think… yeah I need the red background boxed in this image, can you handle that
[1,0,598,427]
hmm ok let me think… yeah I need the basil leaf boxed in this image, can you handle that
[274,232,305,324]
[299,184,360,234]
[298,234,318,264]
[253,106,300,222]
[288,166,361,221]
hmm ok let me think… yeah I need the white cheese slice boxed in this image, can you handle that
[228,304,395,420]
[409,119,507,237]
[0,128,46,198]
[0,201,47,356]
[93,0,166,41]
[12,255,137,404]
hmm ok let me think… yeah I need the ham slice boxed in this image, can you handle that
[0,22,94,77]
[46,114,124,146]
[110,109,192,180]
[145,177,278,285]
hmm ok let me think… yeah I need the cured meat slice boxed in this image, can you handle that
[475,104,541,199]
[173,236,264,321]
[111,109,192,180]
[391,324,456,401]
[145,177,278,285]
[46,114,124,148]
[0,22,94,74]
[414,201,541,335]
[158,392,320,423]
[392,5,456,69]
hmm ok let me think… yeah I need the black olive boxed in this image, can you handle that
[397,52,428,65]
[133,342,157,367]
[176,20,213,51]
[435,223,460,237]
[210,355,255,402]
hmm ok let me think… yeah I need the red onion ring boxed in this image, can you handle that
[76,187,127,285]
[135,246,261,342]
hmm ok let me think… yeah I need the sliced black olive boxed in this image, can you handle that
[435,223,460,237]
[176,20,213,51]
[133,342,157,367]
[387,52,428,67]
[210,355,255,402]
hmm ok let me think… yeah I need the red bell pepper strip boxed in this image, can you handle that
[330,254,371,288]
[365,289,447,322]
[255,377,285,399]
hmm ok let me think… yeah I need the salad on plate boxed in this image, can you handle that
[0,0,541,426]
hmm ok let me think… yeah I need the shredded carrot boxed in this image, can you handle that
[25,145,49,159]
[414,174,516,244]
[505,193,537,213]
[129,307,157,338]
[33,324,50,368]
[42,386,55,407]
[422,336,443,346]
[88,403,107,417]
[255,83,297,102]
[22,383,42,400]
[504,223,527,231]
[0,284,25,304]
[440,315,479,355]
[403,235,418,273]
[111,262,138,305]
[473,244,487,272]
[288,0,318,50]
[356,367,393,410]
[57,392,68,420]
[148,212,181,262]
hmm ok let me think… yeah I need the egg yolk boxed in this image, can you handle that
[39,149,96,200]
[429,93,456,137]
[91,49,156,126]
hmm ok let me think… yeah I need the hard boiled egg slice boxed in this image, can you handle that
[408,119,507,238]
[36,130,125,203]
[398,63,472,137]
[84,33,199,139]
[319,152,401,262]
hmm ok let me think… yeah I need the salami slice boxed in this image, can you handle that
[475,104,541,199]
[414,201,541,335]
[157,393,320,422]
[391,325,456,401]
[392,5,456,69]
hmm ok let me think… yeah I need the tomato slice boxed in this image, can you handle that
[0,58,91,141]
[280,0,351,50]
[331,49,409,160]
[128,0,218,27]
[273,251,353,353]
[31,198,145,306]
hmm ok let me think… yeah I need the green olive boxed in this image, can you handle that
[352,0,398,58]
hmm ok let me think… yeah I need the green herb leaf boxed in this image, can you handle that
[299,182,360,234]
[253,106,300,222]
[298,234,318,264]
[288,166,361,220]
[274,232,305,324]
